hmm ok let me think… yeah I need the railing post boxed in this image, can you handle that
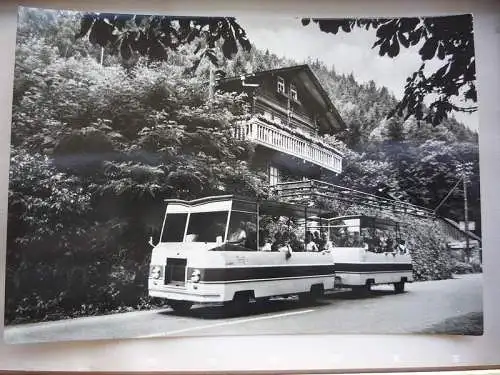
[242,118,342,174]
[249,119,256,140]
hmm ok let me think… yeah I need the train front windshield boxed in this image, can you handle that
[160,209,258,245]
[161,213,188,242]
[185,211,229,242]
[160,211,229,243]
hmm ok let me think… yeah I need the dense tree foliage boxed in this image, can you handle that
[7,8,265,324]
[78,12,477,127]
[76,12,252,71]
[5,8,481,324]
[302,15,477,126]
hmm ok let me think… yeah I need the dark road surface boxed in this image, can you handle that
[4,273,482,343]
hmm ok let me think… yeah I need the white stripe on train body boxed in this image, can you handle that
[330,247,413,287]
[149,275,336,303]
[149,242,336,304]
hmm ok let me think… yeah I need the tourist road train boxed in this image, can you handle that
[148,195,413,313]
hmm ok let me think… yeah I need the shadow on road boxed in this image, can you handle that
[159,297,329,320]
[158,289,401,320]
[324,289,402,300]
[414,311,483,336]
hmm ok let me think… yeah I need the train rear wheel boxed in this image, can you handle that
[352,284,371,295]
[298,292,313,304]
[299,284,324,304]
[394,281,405,293]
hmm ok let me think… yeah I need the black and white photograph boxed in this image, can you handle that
[3,6,482,344]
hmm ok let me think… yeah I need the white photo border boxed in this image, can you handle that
[0,0,499,372]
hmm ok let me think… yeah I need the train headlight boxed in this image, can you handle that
[150,265,162,280]
[190,269,201,283]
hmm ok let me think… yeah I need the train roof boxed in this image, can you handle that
[163,196,401,225]
[164,195,327,218]
[323,214,398,228]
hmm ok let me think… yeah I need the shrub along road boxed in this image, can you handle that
[4,273,482,343]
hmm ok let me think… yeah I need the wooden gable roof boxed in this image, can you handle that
[217,64,347,133]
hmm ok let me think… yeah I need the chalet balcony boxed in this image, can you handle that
[233,116,343,174]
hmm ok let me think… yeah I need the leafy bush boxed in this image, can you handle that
[6,27,266,325]
[401,217,453,280]
[452,261,474,274]
[471,261,482,273]
[451,260,482,274]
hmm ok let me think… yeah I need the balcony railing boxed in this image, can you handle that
[274,179,436,219]
[233,117,343,174]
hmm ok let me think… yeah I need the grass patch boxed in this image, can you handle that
[420,312,483,335]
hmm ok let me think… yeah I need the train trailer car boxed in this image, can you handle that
[322,215,413,293]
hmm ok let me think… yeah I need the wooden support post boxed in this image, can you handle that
[208,63,215,104]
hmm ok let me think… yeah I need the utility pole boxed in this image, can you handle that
[457,162,473,263]
[463,173,469,263]
[100,47,104,65]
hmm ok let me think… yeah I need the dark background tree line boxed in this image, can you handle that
[5,8,480,324]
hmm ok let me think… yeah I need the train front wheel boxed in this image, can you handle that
[168,300,193,313]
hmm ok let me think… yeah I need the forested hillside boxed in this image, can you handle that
[5,8,481,324]
[206,42,480,225]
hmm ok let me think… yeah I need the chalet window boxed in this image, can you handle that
[277,76,285,94]
[269,165,280,186]
[290,84,298,101]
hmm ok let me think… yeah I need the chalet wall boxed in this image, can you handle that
[254,100,316,136]
[250,145,323,183]
[255,74,317,135]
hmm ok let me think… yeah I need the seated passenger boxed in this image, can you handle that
[278,239,293,253]
[260,237,272,251]
[313,231,325,248]
[385,237,395,253]
[380,236,387,251]
[305,232,319,252]
[351,232,360,247]
[397,240,407,254]
[289,232,304,252]
[343,234,354,247]
[271,232,283,252]
[372,235,382,253]
[323,234,334,252]
[306,240,318,252]
[278,236,293,259]
[185,234,198,242]
[228,221,247,246]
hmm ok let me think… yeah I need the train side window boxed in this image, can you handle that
[228,211,258,250]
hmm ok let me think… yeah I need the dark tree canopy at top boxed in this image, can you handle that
[76,13,252,68]
[77,13,476,126]
[301,14,476,126]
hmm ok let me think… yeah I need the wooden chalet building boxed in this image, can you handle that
[216,64,346,188]
[217,64,481,259]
